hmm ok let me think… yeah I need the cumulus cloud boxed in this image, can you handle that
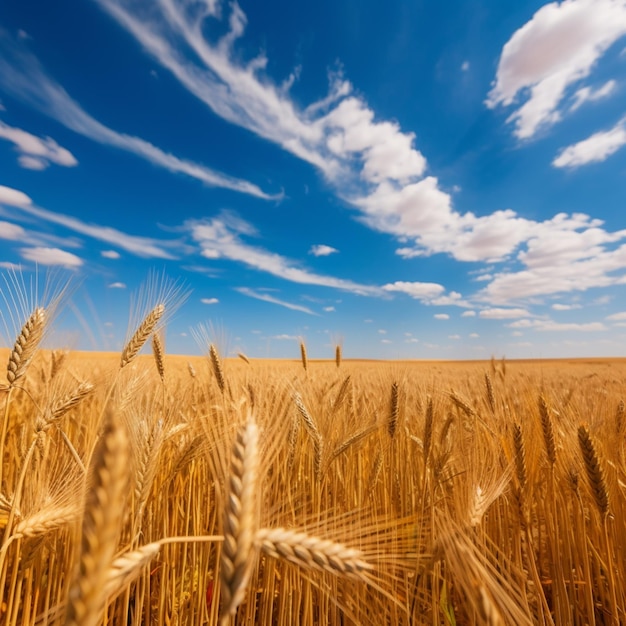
[382,280,445,300]
[553,115,626,168]
[20,246,82,267]
[434,313,449,320]
[201,297,219,304]
[101,250,121,259]
[235,287,317,315]
[0,120,77,169]
[309,244,338,257]
[462,310,476,317]
[109,282,126,288]
[487,0,626,139]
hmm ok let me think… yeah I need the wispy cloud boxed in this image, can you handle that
[3,184,178,258]
[434,313,449,320]
[235,287,318,315]
[487,0,626,139]
[479,307,530,319]
[553,115,626,168]
[309,244,338,257]
[0,119,77,169]
[509,318,607,332]
[188,212,381,295]
[201,297,219,304]
[109,281,126,288]
[0,220,26,240]
[20,246,83,268]
[0,31,276,199]
[101,250,121,259]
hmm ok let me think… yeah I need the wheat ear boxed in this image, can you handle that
[578,425,609,517]
[538,395,556,466]
[210,344,226,394]
[7,307,46,386]
[219,419,260,624]
[151,332,165,381]
[65,409,129,626]
[120,303,164,368]
[300,341,308,372]
[388,382,399,438]
[255,527,372,580]
[335,344,342,368]
[104,542,161,600]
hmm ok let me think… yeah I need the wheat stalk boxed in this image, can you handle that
[65,409,129,626]
[120,303,164,368]
[219,419,260,623]
[255,527,372,579]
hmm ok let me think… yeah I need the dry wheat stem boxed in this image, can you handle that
[255,527,373,580]
[219,419,260,623]
[64,409,129,626]
[120,303,164,368]
[388,382,399,439]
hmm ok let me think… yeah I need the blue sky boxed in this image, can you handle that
[0,0,625,359]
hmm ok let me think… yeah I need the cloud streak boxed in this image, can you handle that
[0,31,276,199]
[2,184,178,258]
[235,287,318,315]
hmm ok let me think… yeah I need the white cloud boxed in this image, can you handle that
[5,184,177,258]
[0,184,32,207]
[0,221,26,239]
[551,303,581,310]
[607,311,626,321]
[434,313,449,320]
[461,61,470,72]
[235,287,317,315]
[309,244,338,257]
[101,250,120,259]
[469,333,479,338]
[487,0,626,139]
[109,282,126,288]
[20,246,82,267]
[570,79,617,111]
[405,337,419,343]
[382,280,445,300]
[462,310,476,317]
[509,318,606,331]
[479,307,530,319]
[0,120,77,170]
[323,306,335,312]
[0,33,275,199]
[188,213,381,295]
[381,339,392,344]
[448,334,460,339]
[378,329,387,334]
[553,115,626,168]
[272,334,299,340]
[201,297,219,304]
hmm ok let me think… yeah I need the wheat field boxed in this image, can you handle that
[1,302,626,625]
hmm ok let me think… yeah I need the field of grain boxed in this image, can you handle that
[1,312,626,625]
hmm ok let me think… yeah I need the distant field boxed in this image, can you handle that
[1,339,626,625]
